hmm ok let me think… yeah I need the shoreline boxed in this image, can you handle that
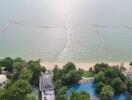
[40,61,130,71]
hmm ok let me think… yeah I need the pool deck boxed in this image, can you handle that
[78,77,95,84]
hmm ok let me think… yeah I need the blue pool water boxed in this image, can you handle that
[66,82,129,100]
[113,92,129,100]
[66,82,97,98]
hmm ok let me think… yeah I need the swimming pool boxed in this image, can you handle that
[66,82,97,98]
[66,82,129,100]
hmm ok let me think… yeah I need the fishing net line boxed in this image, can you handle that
[0,20,132,62]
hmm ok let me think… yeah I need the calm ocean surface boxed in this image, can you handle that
[0,0,132,62]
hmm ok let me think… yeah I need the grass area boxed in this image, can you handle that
[81,71,94,77]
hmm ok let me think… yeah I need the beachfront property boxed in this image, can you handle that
[0,75,7,87]
[39,71,55,100]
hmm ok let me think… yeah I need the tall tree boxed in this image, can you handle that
[53,65,63,81]
[13,61,26,80]
[27,60,41,85]
[63,62,76,73]
[1,57,13,72]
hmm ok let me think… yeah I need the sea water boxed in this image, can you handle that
[0,0,132,62]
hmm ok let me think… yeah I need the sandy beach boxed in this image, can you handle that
[40,62,130,71]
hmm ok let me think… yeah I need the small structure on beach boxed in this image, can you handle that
[0,75,7,87]
[39,71,55,100]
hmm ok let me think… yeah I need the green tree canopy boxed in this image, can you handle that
[55,79,63,90]
[112,78,127,94]
[63,62,76,73]
[56,86,67,100]
[25,93,36,100]
[57,86,67,95]
[62,70,81,85]
[13,61,26,80]
[95,71,105,82]
[100,85,114,100]
[94,63,109,73]
[53,65,62,81]
[1,57,13,72]
[56,94,67,100]
[41,66,46,73]
[96,82,105,94]
[104,68,117,78]
[70,91,90,100]
[0,88,6,100]
[13,57,25,63]
[5,80,32,100]
[27,60,41,85]
[19,69,32,82]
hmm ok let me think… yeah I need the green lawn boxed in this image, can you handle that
[81,71,94,77]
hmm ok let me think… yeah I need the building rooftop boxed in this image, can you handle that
[39,71,55,91]
[0,75,7,85]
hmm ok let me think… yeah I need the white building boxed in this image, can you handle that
[0,75,7,87]
[39,71,55,100]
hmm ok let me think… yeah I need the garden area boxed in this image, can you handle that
[53,62,132,100]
